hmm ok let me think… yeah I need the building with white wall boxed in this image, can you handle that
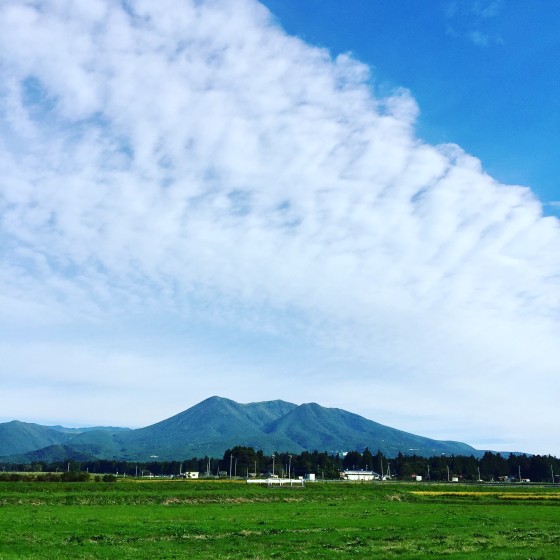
[340,470,379,481]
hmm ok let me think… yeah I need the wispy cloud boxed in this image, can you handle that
[474,0,502,19]
[445,0,504,47]
[468,31,490,47]
[0,0,558,453]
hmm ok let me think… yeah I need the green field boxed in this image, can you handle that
[0,479,559,559]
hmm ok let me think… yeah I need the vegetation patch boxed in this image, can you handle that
[0,480,559,559]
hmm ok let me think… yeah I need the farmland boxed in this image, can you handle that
[0,479,559,559]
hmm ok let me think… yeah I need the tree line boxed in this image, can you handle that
[2,448,559,483]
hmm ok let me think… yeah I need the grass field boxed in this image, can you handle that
[0,479,559,559]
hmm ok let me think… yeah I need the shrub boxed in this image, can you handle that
[0,473,25,482]
[35,473,60,482]
[60,471,91,482]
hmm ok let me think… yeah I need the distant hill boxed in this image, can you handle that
[48,425,131,434]
[0,421,131,458]
[264,403,477,457]
[63,397,300,461]
[0,396,483,462]
[5,444,99,464]
[0,421,73,456]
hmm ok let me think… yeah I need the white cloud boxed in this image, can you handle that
[468,31,490,46]
[0,0,559,454]
[474,1,502,19]
[444,0,504,47]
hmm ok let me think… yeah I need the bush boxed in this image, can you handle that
[35,473,60,482]
[0,473,25,482]
[60,471,91,482]
[102,474,117,483]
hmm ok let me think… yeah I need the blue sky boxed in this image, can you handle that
[261,0,560,214]
[0,0,559,456]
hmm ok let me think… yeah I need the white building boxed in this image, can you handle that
[341,470,379,481]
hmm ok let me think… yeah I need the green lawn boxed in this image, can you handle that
[0,480,558,559]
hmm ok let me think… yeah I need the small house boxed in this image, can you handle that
[340,470,379,481]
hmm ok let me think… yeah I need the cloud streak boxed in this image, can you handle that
[0,0,559,454]
[445,0,504,46]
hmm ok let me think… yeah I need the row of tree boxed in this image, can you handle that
[0,471,114,483]
[2,448,559,482]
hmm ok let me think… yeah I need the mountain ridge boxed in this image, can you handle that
[0,396,485,462]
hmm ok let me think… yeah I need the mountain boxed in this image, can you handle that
[48,425,131,434]
[264,403,477,457]
[5,444,99,464]
[0,421,131,458]
[139,396,297,438]
[0,396,483,462]
[0,421,73,456]
[63,397,300,461]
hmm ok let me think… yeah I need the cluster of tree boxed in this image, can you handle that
[0,471,116,483]
[392,451,560,482]
[2,448,559,483]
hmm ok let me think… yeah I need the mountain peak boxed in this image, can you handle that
[1,397,482,462]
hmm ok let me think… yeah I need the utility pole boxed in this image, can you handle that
[229,454,233,478]
[551,464,555,484]
[289,455,292,480]
[272,454,275,477]
[447,465,450,482]
[234,458,237,478]
[518,465,522,483]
